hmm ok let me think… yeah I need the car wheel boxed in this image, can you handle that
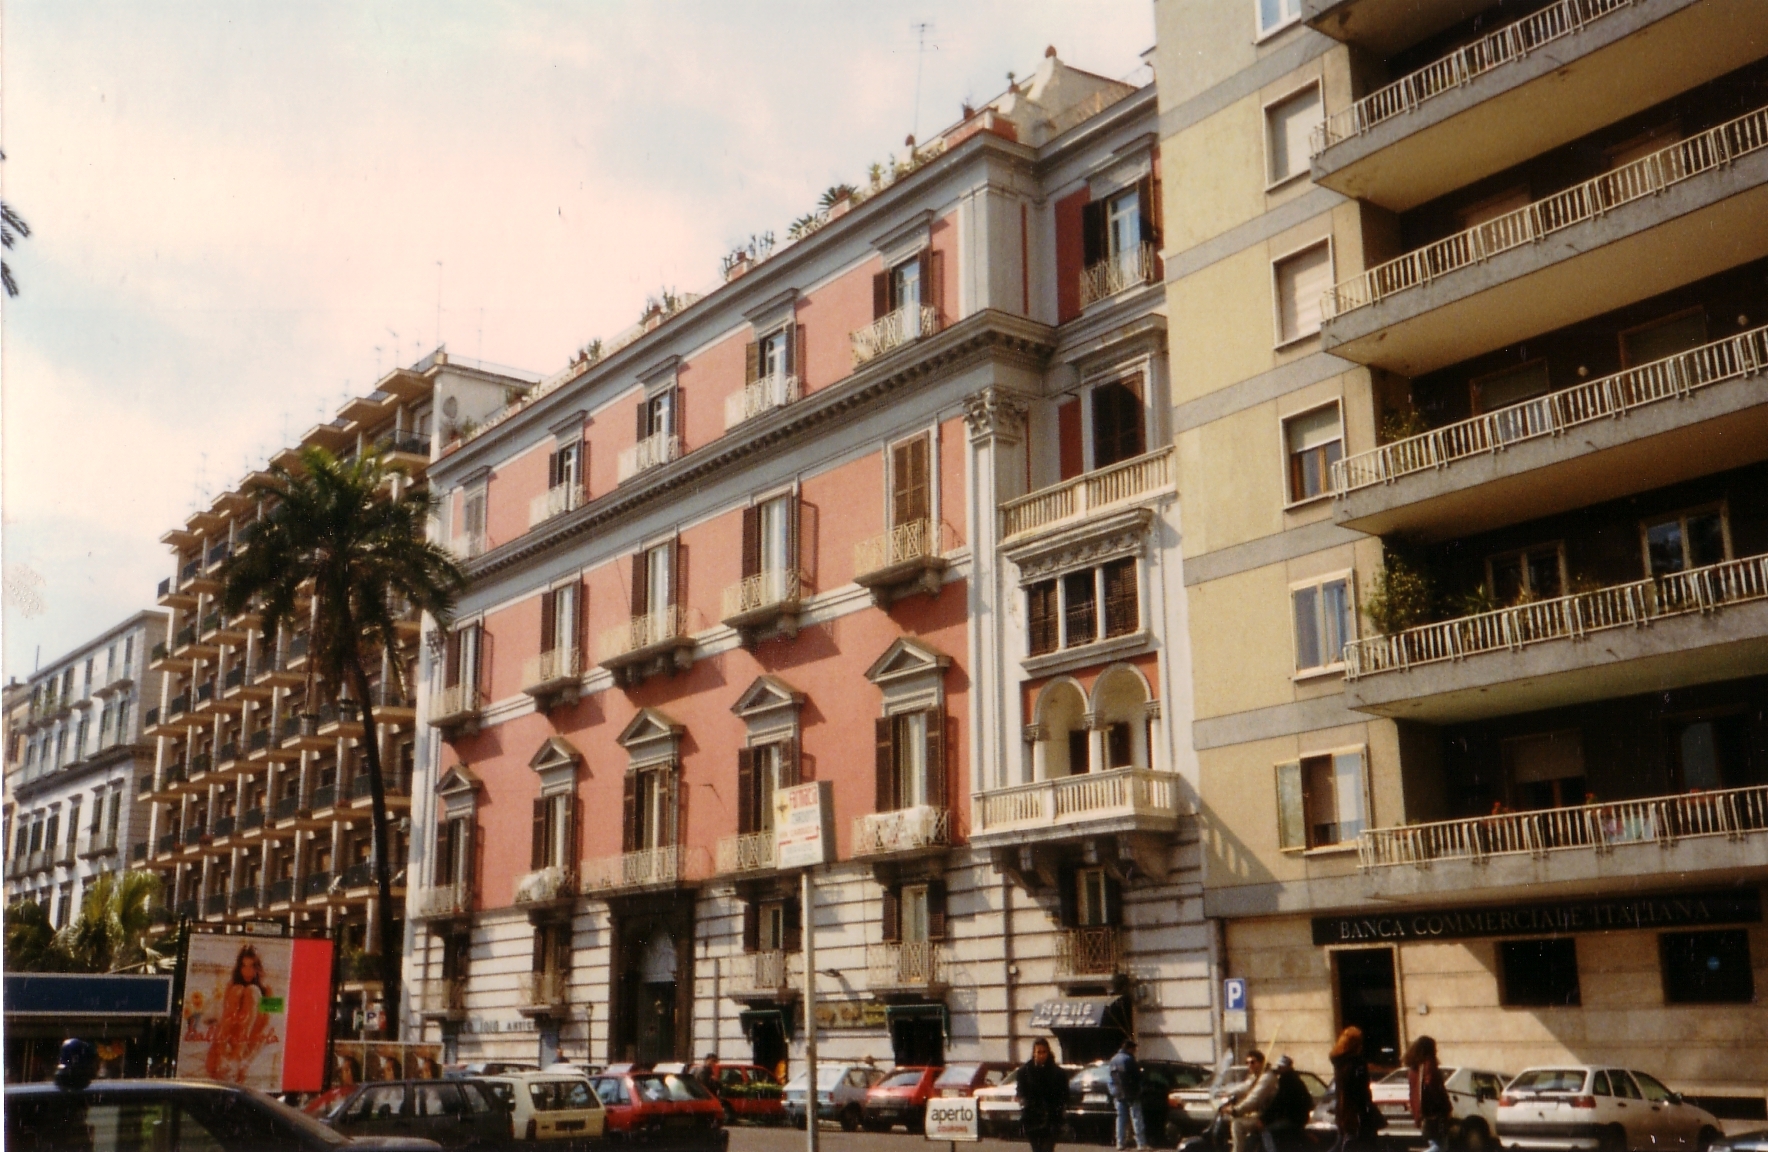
[1698,1128,1721,1152]
[1598,1125,1627,1152]
[1459,1118,1490,1152]
[841,1106,862,1132]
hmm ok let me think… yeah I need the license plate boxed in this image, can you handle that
[664,1115,699,1129]
[1380,1105,1407,1117]
[558,1120,586,1131]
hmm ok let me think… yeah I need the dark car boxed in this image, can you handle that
[5,1077,442,1151]
[1068,1058,1211,1146]
[588,1068,729,1149]
[862,1066,941,1133]
[320,1079,510,1147]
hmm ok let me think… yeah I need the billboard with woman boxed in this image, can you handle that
[177,932,332,1092]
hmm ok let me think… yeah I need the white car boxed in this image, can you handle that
[975,1065,1081,1138]
[1497,1066,1722,1152]
[1370,1065,1508,1150]
[783,1062,888,1130]
[481,1067,607,1142]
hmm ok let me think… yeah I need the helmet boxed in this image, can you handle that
[55,1038,98,1090]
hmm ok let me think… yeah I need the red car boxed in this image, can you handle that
[861,1066,941,1133]
[587,1067,728,1147]
[685,1061,786,1125]
[935,1061,1017,1098]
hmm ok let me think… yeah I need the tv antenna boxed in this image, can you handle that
[911,22,936,144]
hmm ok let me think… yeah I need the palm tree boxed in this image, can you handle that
[2,148,31,297]
[59,871,163,972]
[220,445,466,1036]
[5,899,69,971]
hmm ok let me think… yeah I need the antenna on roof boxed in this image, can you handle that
[435,261,444,351]
[910,22,936,143]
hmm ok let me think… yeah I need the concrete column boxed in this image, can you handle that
[964,386,1032,795]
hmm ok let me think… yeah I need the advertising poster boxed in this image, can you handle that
[178,933,332,1092]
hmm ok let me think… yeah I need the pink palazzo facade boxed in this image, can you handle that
[411,52,1212,1072]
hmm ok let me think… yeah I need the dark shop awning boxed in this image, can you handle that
[4,974,174,1018]
[1029,996,1130,1031]
[739,1008,796,1042]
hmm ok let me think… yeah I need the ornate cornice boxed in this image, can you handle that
[1005,506,1154,584]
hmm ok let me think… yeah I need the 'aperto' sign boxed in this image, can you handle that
[1310,888,1761,947]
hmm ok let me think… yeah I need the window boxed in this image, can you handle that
[1077,867,1110,927]
[1107,189,1141,262]
[901,883,930,943]
[1028,559,1142,656]
[893,259,922,313]
[737,740,795,834]
[1642,506,1728,576]
[1063,571,1097,645]
[1258,0,1302,36]
[1660,929,1755,1003]
[1503,731,1586,811]
[740,493,797,603]
[891,435,931,530]
[1028,581,1059,656]
[1292,575,1352,672]
[1103,558,1138,638]
[1668,714,1752,792]
[533,920,570,976]
[1091,379,1146,469]
[1500,938,1581,1006]
[461,487,487,542]
[442,624,481,695]
[547,441,581,492]
[742,898,802,955]
[1487,544,1564,603]
[123,635,134,667]
[1266,85,1321,185]
[1458,186,1531,231]
[530,793,575,871]
[1471,359,1551,415]
[641,388,675,440]
[872,249,944,329]
[638,541,675,620]
[1284,405,1342,503]
[1276,749,1367,849]
[1621,307,1707,369]
[623,768,675,852]
[1274,241,1332,345]
[1081,181,1159,297]
[539,584,579,655]
[875,708,944,813]
[760,326,792,379]
[433,814,473,888]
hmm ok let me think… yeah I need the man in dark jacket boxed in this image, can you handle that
[1017,1038,1070,1152]
[1108,1038,1150,1151]
[1260,1057,1315,1152]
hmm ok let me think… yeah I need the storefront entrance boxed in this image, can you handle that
[740,1009,789,1078]
[1333,948,1399,1066]
[612,903,694,1066]
[886,1005,946,1066]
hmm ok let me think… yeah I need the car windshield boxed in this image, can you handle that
[788,1068,850,1091]
[1208,1067,1253,1093]
[881,1070,926,1089]
[242,1088,352,1146]
[1072,1065,1111,1090]
[1298,1073,1329,1099]
[634,1074,711,1102]
[936,1064,983,1088]
[1510,1070,1589,1094]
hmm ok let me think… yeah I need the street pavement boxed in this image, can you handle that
[729,1125,1078,1152]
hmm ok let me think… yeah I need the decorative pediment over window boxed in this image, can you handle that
[732,675,804,743]
[436,763,482,820]
[528,736,583,798]
[618,707,683,769]
[865,637,951,716]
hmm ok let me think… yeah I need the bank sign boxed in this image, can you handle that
[1312,888,1760,947]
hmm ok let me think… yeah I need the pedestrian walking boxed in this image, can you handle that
[1330,1027,1382,1152]
[1219,1050,1278,1152]
[1108,1037,1151,1151]
[1017,1038,1071,1152]
[1404,1037,1452,1152]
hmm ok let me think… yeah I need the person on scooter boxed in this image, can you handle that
[1220,1050,1278,1152]
[1260,1057,1315,1152]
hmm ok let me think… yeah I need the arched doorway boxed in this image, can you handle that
[624,930,679,1064]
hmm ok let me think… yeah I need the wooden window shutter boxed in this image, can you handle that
[1104,559,1138,638]
[1275,762,1305,851]
[1104,873,1124,927]
[881,885,901,943]
[539,590,557,653]
[463,820,475,886]
[742,902,760,953]
[532,926,548,973]
[666,537,683,612]
[744,340,761,385]
[662,765,679,848]
[469,623,485,695]
[568,797,581,872]
[892,437,930,529]
[783,898,802,953]
[920,249,945,324]
[875,718,896,812]
[622,773,639,853]
[1057,867,1079,927]
[637,397,651,441]
[927,880,948,939]
[1057,398,1084,480]
[433,822,452,886]
[925,709,946,808]
[1137,173,1160,248]
[794,324,806,381]
[1081,199,1107,266]
[781,736,800,788]
[631,552,648,618]
[788,492,801,574]
[873,271,890,319]
[531,798,547,871]
[741,505,761,580]
[547,450,561,489]
[444,630,462,688]
[736,747,756,835]
[1028,581,1057,656]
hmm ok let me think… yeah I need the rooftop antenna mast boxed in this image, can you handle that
[435,261,444,352]
[910,21,935,144]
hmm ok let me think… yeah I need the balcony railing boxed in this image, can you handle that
[340,861,374,890]
[302,871,333,900]
[722,570,801,621]
[853,805,950,857]
[728,949,799,996]
[429,684,483,725]
[450,534,487,561]
[529,482,586,528]
[1001,446,1173,540]
[1313,0,1634,156]
[715,830,776,875]
[1332,325,1768,494]
[156,834,178,857]
[311,783,338,810]
[217,741,239,765]
[1323,103,1768,321]
[182,826,206,847]
[851,304,939,367]
[1056,927,1123,979]
[179,558,201,584]
[419,977,468,1015]
[205,542,232,569]
[865,941,944,989]
[616,430,680,483]
[78,833,120,858]
[598,606,689,663]
[523,648,583,692]
[210,815,236,838]
[854,519,950,582]
[272,795,301,822]
[1345,553,1768,680]
[413,882,472,920]
[241,807,265,831]
[724,373,800,429]
[518,970,570,1011]
[1360,784,1768,870]
[266,878,295,905]
[580,846,681,893]
[204,894,228,917]
[167,693,191,718]
[1079,243,1158,308]
[231,886,259,911]
[976,768,1184,835]
[375,430,432,458]
[514,864,576,907]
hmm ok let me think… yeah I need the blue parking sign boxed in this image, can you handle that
[1223,978,1247,1011]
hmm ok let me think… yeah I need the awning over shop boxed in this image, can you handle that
[4,974,174,1018]
[739,1007,796,1042]
[1029,996,1131,1032]
[883,1003,950,1031]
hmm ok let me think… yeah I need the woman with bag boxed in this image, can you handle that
[1017,1038,1071,1152]
[1405,1036,1452,1152]
[1330,1027,1382,1152]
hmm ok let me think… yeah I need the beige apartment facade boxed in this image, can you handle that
[1154,0,1767,1112]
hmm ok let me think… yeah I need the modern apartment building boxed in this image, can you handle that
[411,50,1211,1072]
[137,351,532,1028]
[1155,0,1767,1104]
[4,612,168,921]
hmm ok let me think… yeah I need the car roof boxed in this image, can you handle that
[7,1080,250,1096]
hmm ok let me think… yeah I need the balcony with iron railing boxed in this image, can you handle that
[617,430,681,484]
[1344,553,1768,722]
[728,949,802,999]
[514,864,576,909]
[529,482,586,529]
[715,829,777,875]
[854,519,952,606]
[516,969,570,1016]
[310,783,339,812]
[339,861,376,893]
[159,572,196,607]
[428,683,484,732]
[77,831,121,859]
[721,570,803,642]
[1079,243,1158,308]
[851,304,939,368]
[1055,926,1125,985]
[853,805,950,859]
[522,648,583,708]
[1329,325,1768,539]
[580,846,683,895]
[597,606,694,686]
[1307,0,1755,211]
[724,373,800,430]
[265,877,295,906]
[973,767,1185,844]
[1000,447,1173,542]
[865,942,946,993]
[1320,103,1768,375]
[272,794,303,824]
[1355,784,1768,904]
[210,815,237,840]
[230,886,260,913]
[240,807,266,833]
[375,429,432,460]
[413,881,473,921]
[302,871,333,901]
[418,976,468,1020]
[203,893,229,919]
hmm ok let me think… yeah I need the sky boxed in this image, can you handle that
[0,1,1155,679]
